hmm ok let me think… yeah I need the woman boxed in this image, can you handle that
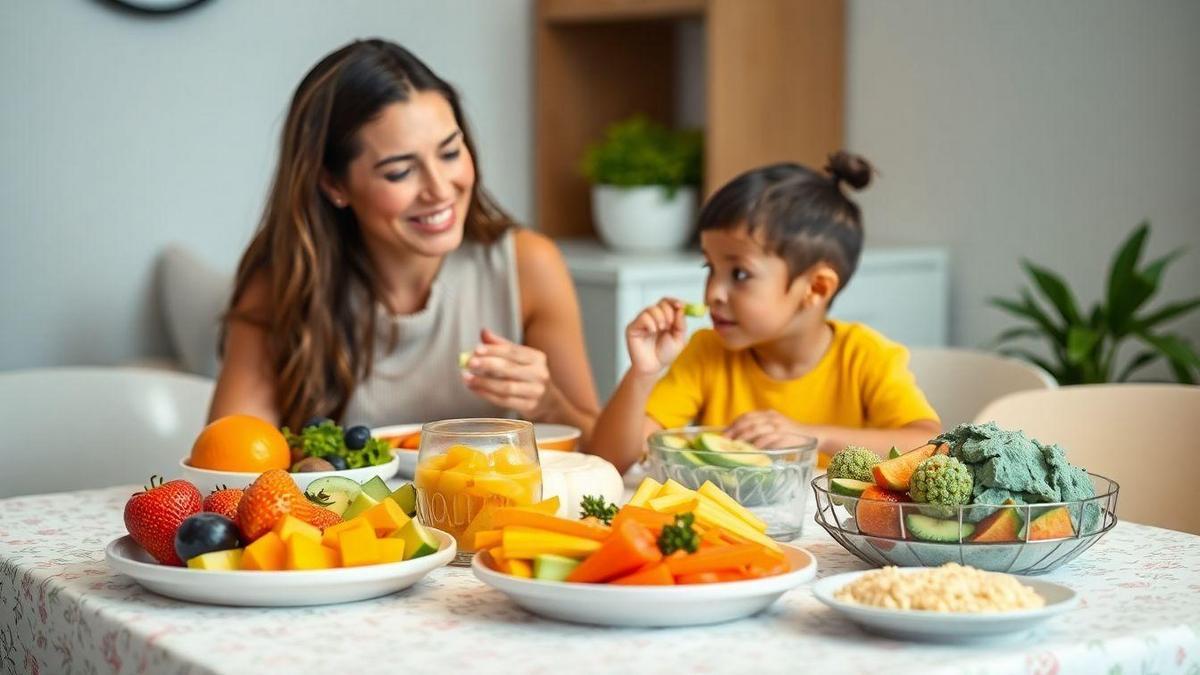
[209,39,599,445]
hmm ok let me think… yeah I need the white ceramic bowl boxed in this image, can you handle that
[811,568,1079,643]
[178,453,400,495]
[371,423,423,478]
[105,529,454,607]
[471,543,817,627]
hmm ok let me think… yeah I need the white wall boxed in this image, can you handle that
[846,0,1200,367]
[0,0,532,370]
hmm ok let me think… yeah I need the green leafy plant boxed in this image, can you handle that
[579,115,702,194]
[991,222,1200,384]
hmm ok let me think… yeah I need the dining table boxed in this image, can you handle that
[2,479,1199,675]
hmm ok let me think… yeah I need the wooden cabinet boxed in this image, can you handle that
[559,240,950,400]
[535,0,844,237]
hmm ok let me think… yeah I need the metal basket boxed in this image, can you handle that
[811,472,1119,575]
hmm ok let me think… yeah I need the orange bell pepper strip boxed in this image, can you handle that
[665,543,760,576]
[611,562,675,585]
[491,508,611,541]
[474,530,503,550]
[566,520,662,583]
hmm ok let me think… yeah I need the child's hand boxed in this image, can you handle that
[626,297,687,376]
[726,410,814,449]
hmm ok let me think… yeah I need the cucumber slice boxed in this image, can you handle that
[693,432,771,468]
[533,554,579,581]
[683,302,708,317]
[360,476,391,502]
[905,513,975,543]
[829,478,874,499]
[388,483,417,518]
[658,434,690,450]
[304,476,363,516]
[392,519,439,560]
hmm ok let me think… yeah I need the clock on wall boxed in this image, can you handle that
[99,0,214,16]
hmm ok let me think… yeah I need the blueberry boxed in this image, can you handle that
[303,416,331,430]
[325,454,349,471]
[174,513,241,563]
[344,425,371,450]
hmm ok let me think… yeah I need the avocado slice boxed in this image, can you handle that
[693,432,771,468]
[533,554,579,581]
[388,483,418,518]
[658,434,691,450]
[360,476,391,502]
[342,491,380,520]
[905,513,974,542]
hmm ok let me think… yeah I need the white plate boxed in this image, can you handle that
[105,529,455,607]
[177,453,401,495]
[811,568,1078,643]
[472,543,817,627]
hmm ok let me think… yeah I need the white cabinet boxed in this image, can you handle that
[558,239,950,401]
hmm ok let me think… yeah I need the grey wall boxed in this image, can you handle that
[846,0,1200,367]
[0,0,532,370]
[3,0,1198,375]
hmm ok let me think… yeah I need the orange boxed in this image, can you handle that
[190,414,290,472]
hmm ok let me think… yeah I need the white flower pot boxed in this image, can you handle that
[591,185,698,253]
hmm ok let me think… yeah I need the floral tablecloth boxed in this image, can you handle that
[2,486,1198,675]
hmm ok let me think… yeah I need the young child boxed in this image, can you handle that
[591,153,940,474]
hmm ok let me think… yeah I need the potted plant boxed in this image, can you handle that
[991,222,1200,384]
[580,116,703,253]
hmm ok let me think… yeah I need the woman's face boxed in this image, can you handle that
[328,91,476,258]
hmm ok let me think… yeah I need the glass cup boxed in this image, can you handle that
[414,418,542,565]
[645,426,818,541]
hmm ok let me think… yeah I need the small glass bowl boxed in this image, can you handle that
[414,418,542,565]
[645,426,818,541]
[810,472,1120,575]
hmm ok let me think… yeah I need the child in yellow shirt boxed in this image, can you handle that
[591,153,940,473]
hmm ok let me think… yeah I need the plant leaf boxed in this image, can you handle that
[1116,350,1160,382]
[1167,359,1197,385]
[1105,222,1151,334]
[1135,296,1200,331]
[1022,260,1083,326]
[1140,248,1185,289]
[1066,326,1102,365]
[990,326,1043,346]
[1135,331,1200,368]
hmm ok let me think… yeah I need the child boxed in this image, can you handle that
[591,153,940,473]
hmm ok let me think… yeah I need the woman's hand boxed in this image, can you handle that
[725,410,814,449]
[462,328,562,418]
[626,297,687,376]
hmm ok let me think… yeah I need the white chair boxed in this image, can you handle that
[974,384,1200,534]
[0,367,214,498]
[908,347,1057,428]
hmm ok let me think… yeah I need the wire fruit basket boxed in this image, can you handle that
[811,472,1119,575]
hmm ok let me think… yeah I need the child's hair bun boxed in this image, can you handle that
[825,151,873,191]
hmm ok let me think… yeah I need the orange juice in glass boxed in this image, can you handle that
[414,418,541,565]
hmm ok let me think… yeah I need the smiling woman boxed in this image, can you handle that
[208,39,599,447]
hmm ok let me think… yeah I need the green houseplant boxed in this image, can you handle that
[580,116,703,253]
[991,222,1200,384]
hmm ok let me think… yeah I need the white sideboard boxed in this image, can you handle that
[558,239,949,401]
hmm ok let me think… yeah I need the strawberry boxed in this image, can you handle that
[307,505,343,530]
[237,469,338,540]
[202,485,244,521]
[124,476,202,566]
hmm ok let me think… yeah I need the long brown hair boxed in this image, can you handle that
[226,39,514,430]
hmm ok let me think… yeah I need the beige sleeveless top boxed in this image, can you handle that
[342,231,523,427]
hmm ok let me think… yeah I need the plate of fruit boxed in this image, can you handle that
[812,422,1119,575]
[470,479,817,627]
[179,415,400,494]
[107,470,453,606]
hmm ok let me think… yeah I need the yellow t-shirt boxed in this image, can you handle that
[645,321,938,430]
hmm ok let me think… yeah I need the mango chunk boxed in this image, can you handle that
[273,514,322,544]
[362,498,412,537]
[321,516,373,548]
[338,523,381,567]
[378,538,407,564]
[187,548,243,570]
[241,532,286,571]
[286,535,339,570]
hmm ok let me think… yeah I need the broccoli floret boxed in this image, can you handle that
[827,446,880,483]
[910,455,973,517]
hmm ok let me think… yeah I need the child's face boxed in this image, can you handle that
[700,226,822,350]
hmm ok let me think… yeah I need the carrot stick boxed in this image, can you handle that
[566,520,662,583]
[611,506,675,532]
[491,508,611,541]
[474,530,502,550]
[611,562,675,586]
[665,543,760,576]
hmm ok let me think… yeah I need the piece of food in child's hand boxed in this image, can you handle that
[683,302,707,317]
[458,351,472,369]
